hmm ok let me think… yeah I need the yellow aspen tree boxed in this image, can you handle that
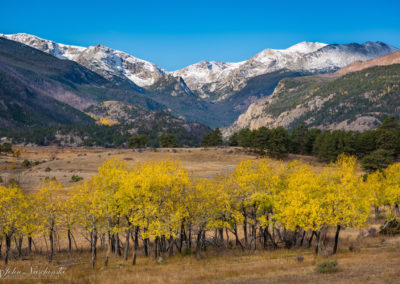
[365,170,388,217]
[231,159,282,249]
[118,160,190,260]
[0,184,25,264]
[96,158,128,264]
[274,161,327,251]
[224,176,246,250]
[382,163,400,216]
[324,155,372,254]
[190,178,231,254]
[72,179,106,268]
[36,179,63,263]
[59,192,80,254]
[16,192,41,256]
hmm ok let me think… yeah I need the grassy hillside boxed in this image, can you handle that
[144,75,225,127]
[2,109,211,147]
[230,63,400,132]
[0,37,164,128]
[224,70,312,114]
[0,69,95,128]
[304,64,400,128]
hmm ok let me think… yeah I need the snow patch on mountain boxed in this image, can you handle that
[173,41,398,99]
[2,33,398,104]
[0,33,85,60]
[0,33,166,87]
[285,41,328,53]
[74,44,166,86]
[171,61,245,98]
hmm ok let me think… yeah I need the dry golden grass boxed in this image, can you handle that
[0,146,391,283]
[0,146,327,190]
[2,232,400,283]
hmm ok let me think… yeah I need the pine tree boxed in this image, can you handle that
[128,135,149,148]
[267,127,289,158]
[201,128,223,147]
[160,134,178,148]
[291,123,308,154]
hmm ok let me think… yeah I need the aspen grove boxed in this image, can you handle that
[1,155,399,267]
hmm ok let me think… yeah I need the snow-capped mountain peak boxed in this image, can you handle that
[172,41,398,99]
[171,60,245,98]
[284,41,328,53]
[0,33,166,87]
[0,33,86,60]
[74,43,166,86]
[1,33,398,102]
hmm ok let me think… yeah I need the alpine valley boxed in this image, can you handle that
[1,32,399,145]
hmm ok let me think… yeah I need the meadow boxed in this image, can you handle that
[0,147,399,283]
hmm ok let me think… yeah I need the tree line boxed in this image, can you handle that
[227,117,400,171]
[0,121,206,148]
[1,156,399,267]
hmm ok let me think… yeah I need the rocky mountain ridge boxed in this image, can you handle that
[0,33,166,88]
[224,53,400,136]
[172,41,398,100]
[1,33,399,129]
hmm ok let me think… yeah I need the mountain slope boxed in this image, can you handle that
[143,75,226,126]
[0,66,94,128]
[224,61,400,136]
[0,33,166,88]
[173,41,398,101]
[334,51,400,76]
[75,100,211,146]
[172,60,245,99]
[86,100,211,141]
[2,33,398,128]
[6,33,397,102]
[0,37,164,128]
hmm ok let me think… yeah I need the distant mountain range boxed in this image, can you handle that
[0,32,399,138]
[0,37,164,128]
[172,41,397,100]
[2,33,398,128]
[224,51,400,136]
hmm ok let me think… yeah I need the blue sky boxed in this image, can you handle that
[1,0,400,70]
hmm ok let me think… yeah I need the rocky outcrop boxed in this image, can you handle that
[223,61,400,136]
[173,41,398,101]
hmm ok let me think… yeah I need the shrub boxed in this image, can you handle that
[1,142,12,153]
[316,260,338,273]
[45,167,52,172]
[22,159,31,168]
[70,175,83,183]
[296,255,304,263]
[7,178,20,187]
[379,217,400,235]
[181,247,192,257]
[34,161,41,166]
[0,176,3,183]
[44,176,57,182]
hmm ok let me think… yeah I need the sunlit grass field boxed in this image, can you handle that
[0,146,398,283]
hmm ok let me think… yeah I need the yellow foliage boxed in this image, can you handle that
[97,117,119,126]
[86,113,119,126]
[5,156,400,254]
[0,184,25,236]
